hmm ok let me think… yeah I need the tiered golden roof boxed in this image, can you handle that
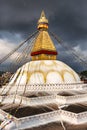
[31,31,56,52]
[31,11,57,61]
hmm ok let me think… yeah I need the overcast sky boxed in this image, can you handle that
[0,0,87,72]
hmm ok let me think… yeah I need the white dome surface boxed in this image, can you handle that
[9,60,80,85]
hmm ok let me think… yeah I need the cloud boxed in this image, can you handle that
[74,45,87,62]
[0,32,23,61]
[0,39,16,58]
[0,31,23,43]
[0,0,87,72]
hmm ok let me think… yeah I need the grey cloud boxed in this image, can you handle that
[0,0,87,71]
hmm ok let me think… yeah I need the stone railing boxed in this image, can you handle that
[1,107,87,129]
[17,110,60,129]
[1,83,86,95]
[1,93,87,106]
[66,94,87,104]
[77,111,87,124]
[59,110,77,123]
[0,109,7,120]
[16,109,78,129]
[0,95,57,106]
[15,95,56,106]
[0,108,17,123]
[56,93,87,104]
[17,109,87,129]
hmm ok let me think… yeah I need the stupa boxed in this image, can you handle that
[7,11,80,86]
[0,11,87,130]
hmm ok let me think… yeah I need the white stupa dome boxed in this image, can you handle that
[9,60,80,85]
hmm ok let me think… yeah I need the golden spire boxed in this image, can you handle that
[37,11,48,30]
[40,10,46,18]
[38,10,48,24]
[31,11,58,61]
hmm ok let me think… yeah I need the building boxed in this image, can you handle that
[0,11,87,130]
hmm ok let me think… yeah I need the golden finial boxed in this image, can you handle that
[40,10,46,19]
[37,10,48,30]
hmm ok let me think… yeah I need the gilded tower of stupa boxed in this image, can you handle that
[31,11,57,60]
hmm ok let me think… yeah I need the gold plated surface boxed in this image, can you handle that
[31,31,56,52]
[31,11,57,60]
[38,11,48,24]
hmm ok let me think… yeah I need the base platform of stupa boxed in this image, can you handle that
[0,83,87,130]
